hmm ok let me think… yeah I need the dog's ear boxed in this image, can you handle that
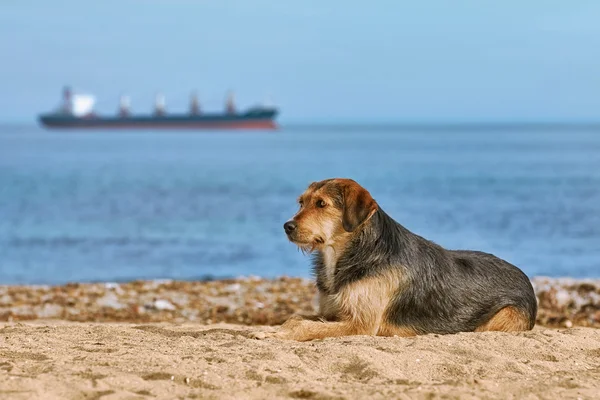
[342,181,378,232]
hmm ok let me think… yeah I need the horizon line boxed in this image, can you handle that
[3,119,600,132]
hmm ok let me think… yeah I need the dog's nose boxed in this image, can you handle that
[283,221,297,234]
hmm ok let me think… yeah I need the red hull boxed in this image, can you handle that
[43,120,278,130]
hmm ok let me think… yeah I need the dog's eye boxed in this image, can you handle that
[316,199,326,208]
[298,200,304,207]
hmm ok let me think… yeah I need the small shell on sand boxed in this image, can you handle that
[0,276,598,328]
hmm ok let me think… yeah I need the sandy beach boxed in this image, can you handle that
[0,277,599,399]
[0,321,598,399]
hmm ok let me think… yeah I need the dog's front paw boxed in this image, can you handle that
[281,314,307,329]
[249,327,278,340]
[249,329,298,340]
[273,317,311,341]
[250,316,315,341]
[249,331,268,340]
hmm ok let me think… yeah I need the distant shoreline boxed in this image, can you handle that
[1,276,598,329]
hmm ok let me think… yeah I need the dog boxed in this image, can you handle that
[262,178,537,342]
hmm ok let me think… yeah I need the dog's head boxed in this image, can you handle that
[283,178,378,252]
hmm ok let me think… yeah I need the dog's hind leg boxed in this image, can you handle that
[475,306,533,332]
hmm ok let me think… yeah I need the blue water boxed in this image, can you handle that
[1,125,599,285]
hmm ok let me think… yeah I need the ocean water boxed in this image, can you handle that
[1,125,599,285]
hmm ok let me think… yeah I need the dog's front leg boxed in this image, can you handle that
[287,311,324,321]
[271,275,400,341]
[272,315,372,341]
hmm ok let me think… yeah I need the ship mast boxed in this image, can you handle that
[263,92,273,108]
[226,91,236,115]
[154,93,166,116]
[62,86,72,114]
[190,91,201,115]
[119,94,131,117]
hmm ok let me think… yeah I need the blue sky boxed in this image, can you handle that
[1,1,600,122]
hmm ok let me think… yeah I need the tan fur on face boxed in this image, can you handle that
[287,184,346,251]
[286,178,377,254]
[272,269,414,341]
[475,306,531,332]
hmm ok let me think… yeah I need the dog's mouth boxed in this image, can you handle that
[289,236,325,255]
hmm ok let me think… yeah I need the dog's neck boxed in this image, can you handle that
[320,246,338,293]
[315,231,353,294]
[313,207,397,294]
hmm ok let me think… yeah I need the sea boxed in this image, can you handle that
[1,124,599,285]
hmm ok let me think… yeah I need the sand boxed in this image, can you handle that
[1,277,598,398]
[1,321,599,400]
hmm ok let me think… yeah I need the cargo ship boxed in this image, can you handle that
[38,87,279,130]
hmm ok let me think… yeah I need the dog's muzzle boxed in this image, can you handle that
[283,221,297,235]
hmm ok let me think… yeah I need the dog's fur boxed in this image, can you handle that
[269,178,537,341]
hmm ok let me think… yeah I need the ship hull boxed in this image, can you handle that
[38,110,278,131]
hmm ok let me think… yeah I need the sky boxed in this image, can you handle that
[1,0,600,123]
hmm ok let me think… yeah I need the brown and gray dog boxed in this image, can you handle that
[260,178,537,342]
